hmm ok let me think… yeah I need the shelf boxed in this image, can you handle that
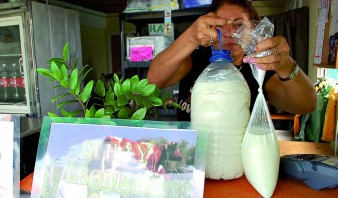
[0,1,26,11]
[120,7,208,77]
[120,7,209,24]
[122,60,151,69]
[0,54,22,57]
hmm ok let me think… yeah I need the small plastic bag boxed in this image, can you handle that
[124,0,151,13]
[233,17,280,198]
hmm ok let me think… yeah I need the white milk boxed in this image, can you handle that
[191,80,250,180]
[241,127,280,198]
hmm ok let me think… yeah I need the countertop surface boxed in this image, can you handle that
[204,141,337,198]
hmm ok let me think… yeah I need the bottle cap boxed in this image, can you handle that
[209,49,233,62]
[209,29,233,63]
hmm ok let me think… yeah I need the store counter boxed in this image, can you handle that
[204,141,337,197]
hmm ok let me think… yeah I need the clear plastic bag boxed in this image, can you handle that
[124,0,151,13]
[191,29,250,180]
[233,17,280,197]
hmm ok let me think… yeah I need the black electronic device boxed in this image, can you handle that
[280,154,338,190]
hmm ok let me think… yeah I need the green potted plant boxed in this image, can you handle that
[37,43,180,120]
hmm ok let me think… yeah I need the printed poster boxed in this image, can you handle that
[0,121,14,198]
[31,118,207,198]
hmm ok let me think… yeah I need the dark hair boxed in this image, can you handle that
[208,0,260,21]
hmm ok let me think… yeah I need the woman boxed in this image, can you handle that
[147,0,317,121]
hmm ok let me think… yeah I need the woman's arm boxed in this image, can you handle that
[147,13,226,88]
[244,36,317,114]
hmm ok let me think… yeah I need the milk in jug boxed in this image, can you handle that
[191,31,250,179]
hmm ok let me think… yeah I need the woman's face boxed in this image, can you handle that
[215,3,251,65]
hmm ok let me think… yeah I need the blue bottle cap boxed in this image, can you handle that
[209,29,234,63]
[209,49,233,62]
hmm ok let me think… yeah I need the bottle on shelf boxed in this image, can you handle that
[9,63,25,103]
[0,63,10,103]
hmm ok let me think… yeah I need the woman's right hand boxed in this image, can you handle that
[187,12,226,47]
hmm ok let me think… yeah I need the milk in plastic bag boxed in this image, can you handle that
[233,17,280,197]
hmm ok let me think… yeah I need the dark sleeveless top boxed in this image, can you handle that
[176,46,275,121]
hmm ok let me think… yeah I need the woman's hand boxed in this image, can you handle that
[187,12,226,47]
[243,36,295,77]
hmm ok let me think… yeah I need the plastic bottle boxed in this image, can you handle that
[9,63,25,103]
[0,64,10,103]
[191,30,251,180]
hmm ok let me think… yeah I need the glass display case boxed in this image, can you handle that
[0,12,37,115]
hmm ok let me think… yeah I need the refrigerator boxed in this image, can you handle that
[0,1,82,117]
[0,2,37,115]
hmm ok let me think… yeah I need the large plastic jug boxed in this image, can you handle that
[191,29,250,180]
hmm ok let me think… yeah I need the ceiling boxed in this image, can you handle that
[57,0,289,14]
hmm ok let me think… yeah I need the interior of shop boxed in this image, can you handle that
[0,0,337,197]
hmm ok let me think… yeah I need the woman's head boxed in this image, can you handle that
[209,0,259,21]
[209,0,259,65]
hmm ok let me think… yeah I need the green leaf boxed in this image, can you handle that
[60,79,68,87]
[105,92,115,105]
[63,42,69,61]
[74,57,79,68]
[141,84,156,96]
[47,112,58,117]
[79,66,92,85]
[75,83,80,96]
[101,115,112,119]
[36,68,53,78]
[161,92,170,104]
[51,93,71,103]
[151,87,160,97]
[61,109,71,117]
[114,83,122,97]
[113,73,119,83]
[96,80,106,97]
[68,110,83,117]
[134,79,148,93]
[130,75,139,92]
[51,62,62,81]
[143,99,152,108]
[57,100,79,109]
[117,95,128,106]
[52,85,63,91]
[106,105,116,114]
[85,109,91,118]
[60,64,68,81]
[85,106,96,118]
[131,108,146,120]
[48,58,64,65]
[125,91,135,100]
[69,68,78,90]
[118,108,129,119]
[122,79,131,94]
[79,80,94,103]
[95,108,105,118]
[149,97,162,106]
[135,95,144,105]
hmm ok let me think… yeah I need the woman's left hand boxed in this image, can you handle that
[243,36,295,77]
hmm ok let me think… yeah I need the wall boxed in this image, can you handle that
[303,0,320,83]
[256,0,319,83]
[49,0,319,83]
